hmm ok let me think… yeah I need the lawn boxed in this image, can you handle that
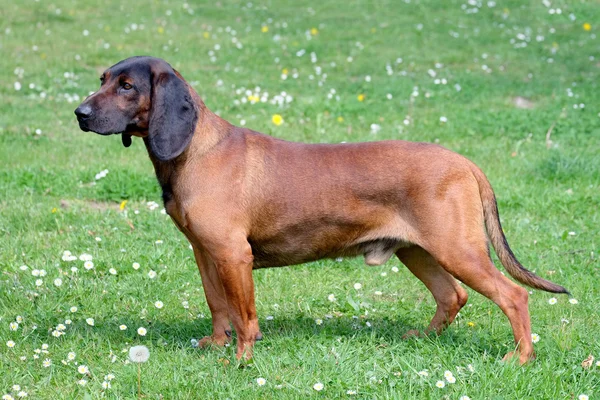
[1,0,599,398]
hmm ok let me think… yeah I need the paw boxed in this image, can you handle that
[198,334,230,348]
[402,329,422,339]
[502,351,535,365]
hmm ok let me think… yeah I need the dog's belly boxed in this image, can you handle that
[248,217,413,268]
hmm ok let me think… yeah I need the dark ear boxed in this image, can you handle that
[147,70,198,161]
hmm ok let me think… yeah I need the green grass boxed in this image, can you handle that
[1,0,599,398]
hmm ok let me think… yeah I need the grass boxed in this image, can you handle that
[1,0,599,398]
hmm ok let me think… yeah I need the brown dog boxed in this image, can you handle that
[75,56,567,364]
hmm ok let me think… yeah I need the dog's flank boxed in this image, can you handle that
[75,56,568,365]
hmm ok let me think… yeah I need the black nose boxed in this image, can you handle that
[74,104,92,119]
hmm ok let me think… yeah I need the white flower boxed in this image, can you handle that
[313,382,324,391]
[16,391,27,398]
[391,266,399,273]
[35,279,43,286]
[70,306,78,313]
[315,318,323,325]
[446,375,456,383]
[129,345,150,362]
[41,343,48,350]
[77,379,87,386]
[67,352,76,360]
[9,322,18,331]
[101,381,111,389]
[62,251,77,261]
[132,262,140,270]
[417,370,428,377]
[148,270,157,279]
[109,268,117,275]
[79,253,93,261]
[353,283,362,290]
[43,358,52,367]
[347,390,357,395]
[256,377,266,386]
[459,396,471,400]
[54,278,63,287]
[440,116,448,123]
[78,365,89,374]
[154,301,164,309]
[79,253,94,261]
[531,333,540,343]
[12,386,20,392]
[569,298,578,304]
[119,325,127,331]
[137,327,147,336]
[578,395,589,400]
[105,374,115,381]
[327,294,336,302]
[32,269,40,277]
[16,316,23,323]
[548,297,557,305]
[374,291,383,296]
[84,261,94,270]
[444,370,454,379]
[14,81,22,91]
[6,340,15,348]
[435,380,445,388]
[86,318,95,326]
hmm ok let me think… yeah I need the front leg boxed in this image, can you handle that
[192,246,232,348]
[206,233,261,360]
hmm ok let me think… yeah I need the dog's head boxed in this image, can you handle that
[74,56,198,161]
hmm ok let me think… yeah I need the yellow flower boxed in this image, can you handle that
[272,114,283,126]
[467,321,475,327]
[282,68,289,75]
[203,31,210,39]
[357,94,365,102]
[310,27,319,35]
[261,26,269,33]
[337,116,344,123]
[119,200,128,211]
[51,207,58,213]
[371,27,377,33]
[583,23,592,31]
[157,26,164,34]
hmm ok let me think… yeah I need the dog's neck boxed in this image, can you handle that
[144,87,232,205]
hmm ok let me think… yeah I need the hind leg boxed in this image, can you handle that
[428,243,534,364]
[396,246,468,338]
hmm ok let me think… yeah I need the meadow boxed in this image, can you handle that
[1,0,599,398]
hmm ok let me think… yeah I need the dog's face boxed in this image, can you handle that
[74,56,198,161]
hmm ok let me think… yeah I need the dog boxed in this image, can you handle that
[75,56,568,364]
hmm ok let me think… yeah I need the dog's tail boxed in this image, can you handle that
[471,165,569,294]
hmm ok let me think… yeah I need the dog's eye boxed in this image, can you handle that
[122,83,133,90]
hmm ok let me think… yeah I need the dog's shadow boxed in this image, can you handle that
[63,313,511,361]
